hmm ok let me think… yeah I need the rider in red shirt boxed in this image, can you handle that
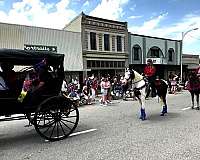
[144,59,156,98]
[144,64,156,77]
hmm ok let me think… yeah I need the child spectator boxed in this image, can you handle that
[82,85,92,105]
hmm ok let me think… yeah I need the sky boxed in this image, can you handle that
[0,0,200,55]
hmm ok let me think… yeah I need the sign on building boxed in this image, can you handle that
[24,44,57,52]
[146,58,167,64]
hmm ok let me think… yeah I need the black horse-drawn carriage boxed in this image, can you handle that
[0,49,79,141]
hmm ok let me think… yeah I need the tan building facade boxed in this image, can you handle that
[64,12,129,78]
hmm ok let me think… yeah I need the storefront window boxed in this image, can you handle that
[117,36,122,52]
[90,32,97,50]
[104,34,110,51]
[168,49,174,62]
[96,61,100,67]
[87,60,91,68]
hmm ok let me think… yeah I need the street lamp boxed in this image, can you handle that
[180,27,198,83]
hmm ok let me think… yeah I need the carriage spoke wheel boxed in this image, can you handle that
[34,97,79,141]
[26,112,53,127]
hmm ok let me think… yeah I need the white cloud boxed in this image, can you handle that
[129,13,168,35]
[128,15,143,19]
[130,4,136,11]
[0,0,77,29]
[56,0,70,11]
[129,13,200,54]
[83,1,89,8]
[89,0,129,20]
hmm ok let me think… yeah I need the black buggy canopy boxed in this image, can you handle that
[0,48,64,66]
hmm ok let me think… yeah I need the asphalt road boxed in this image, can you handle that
[1,91,200,160]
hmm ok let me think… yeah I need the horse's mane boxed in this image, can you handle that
[129,70,135,80]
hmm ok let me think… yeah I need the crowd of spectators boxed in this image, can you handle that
[61,74,132,106]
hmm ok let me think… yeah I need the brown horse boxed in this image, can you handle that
[186,71,200,109]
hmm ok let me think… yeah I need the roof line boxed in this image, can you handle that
[0,21,79,34]
[129,32,181,42]
[63,12,83,29]
[83,12,127,25]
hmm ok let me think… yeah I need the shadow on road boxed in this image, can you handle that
[0,128,43,148]
[0,123,96,149]
[147,112,181,122]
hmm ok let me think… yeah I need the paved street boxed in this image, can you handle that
[1,91,200,160]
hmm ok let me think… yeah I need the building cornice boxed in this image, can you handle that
[129,32,181,42]
[82,12,127,26]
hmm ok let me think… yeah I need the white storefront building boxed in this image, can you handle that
[0,22,83,74]
[129,33,182,79]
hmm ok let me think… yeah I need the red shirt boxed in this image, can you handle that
[144,65,156,77]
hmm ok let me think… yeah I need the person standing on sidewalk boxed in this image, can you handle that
[92,77,98,97]
[100,77,109,106]
[99,77,105,105]
[106,74,112,104]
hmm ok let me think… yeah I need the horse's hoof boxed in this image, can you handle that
[160,111,167,116]
[141,117,146,121]
[139,116,146,120]
[160,113,165,116]
[196,107,200,110]
[161,106,167,115]
[140,108,146,120]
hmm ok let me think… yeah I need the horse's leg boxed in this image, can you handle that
[196,92,199,110]
[190,91,194,109]
[160,95,167,116]
[138,88,146,120]
[122,84,128,101]
[145,82,151,99]
[156,85,168,116]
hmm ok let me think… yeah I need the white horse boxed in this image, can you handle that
[124,69,168,120]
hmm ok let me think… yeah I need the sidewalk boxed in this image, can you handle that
[78,90,188,108]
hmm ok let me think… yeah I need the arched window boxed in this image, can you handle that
[132,45,142,61]
[168,48,174,62]
[147,46,163,58]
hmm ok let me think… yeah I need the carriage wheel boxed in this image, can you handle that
[26,112,53,127]
[34,96,79,141]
